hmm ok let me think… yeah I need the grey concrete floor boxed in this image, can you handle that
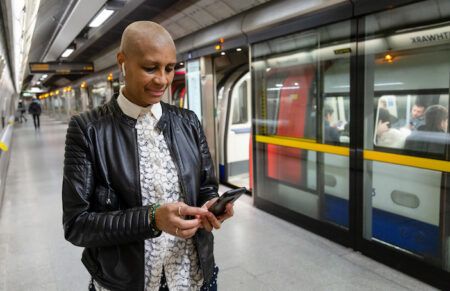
[0,115,437,290]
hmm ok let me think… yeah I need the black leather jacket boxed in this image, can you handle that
[62,96,218,290]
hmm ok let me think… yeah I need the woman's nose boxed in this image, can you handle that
[154,70,168,86]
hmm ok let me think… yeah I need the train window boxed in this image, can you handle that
[252,20,352,228]
[361,0,450,269]
[231,80,248,125]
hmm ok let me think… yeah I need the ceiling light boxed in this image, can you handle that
[30,87,42,92]
[61,48,74,58]
[221,52,226,55]
[179,62,184,66]
[236,48,242,52]
[89,8,114,28]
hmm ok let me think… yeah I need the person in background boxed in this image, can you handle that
[375,108,408,149]
[17,100,27,123]
[28,98,42,129]
[323,105,340,144]
[408,102,426,130]
[62,21,235,291]
[404,104,448,155]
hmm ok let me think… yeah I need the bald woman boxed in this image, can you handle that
[62,21,234,291]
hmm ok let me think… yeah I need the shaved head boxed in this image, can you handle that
[119,21,175,55]
[117,21,177,106]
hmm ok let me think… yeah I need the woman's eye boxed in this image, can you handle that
[165,67,174,73]
[145,67,156,73]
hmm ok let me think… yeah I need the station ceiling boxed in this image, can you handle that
[25,0,271,90]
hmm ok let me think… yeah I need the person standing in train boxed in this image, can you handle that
[62,21,234,291]
[28,97,42,129]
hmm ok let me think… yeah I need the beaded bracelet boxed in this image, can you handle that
[149,203,162,236]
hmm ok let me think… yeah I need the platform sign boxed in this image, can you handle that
[186,59,202,121]
[29,62,94,74]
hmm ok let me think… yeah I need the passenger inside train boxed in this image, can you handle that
[323,104,341,144]
[391,100,427,131]
[375,107,407,149]
[404,104,449,155]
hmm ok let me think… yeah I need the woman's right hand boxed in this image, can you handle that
[155,202,208,239]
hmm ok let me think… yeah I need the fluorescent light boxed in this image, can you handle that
[236,48,242,52]
[374,82,404,86]
[89,8,114,28]
[221,52,226,55]
[61,48,74,58]
[30,87,43,92]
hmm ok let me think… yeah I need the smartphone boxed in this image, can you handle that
[208,187,246,216]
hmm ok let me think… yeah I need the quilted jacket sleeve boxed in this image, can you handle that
[192,113,219,206]
[62,116,158,248]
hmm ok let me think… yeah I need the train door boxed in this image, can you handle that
[214,47,251,189]
[225,72,251,188]
[252,22,353,232]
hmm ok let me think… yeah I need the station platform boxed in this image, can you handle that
[0,116,437,290]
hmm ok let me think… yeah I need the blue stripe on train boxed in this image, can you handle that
[323,194,439,258]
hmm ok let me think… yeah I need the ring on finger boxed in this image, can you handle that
[175,227,179,236]
[178,206,182,217]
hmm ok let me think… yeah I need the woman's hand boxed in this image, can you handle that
[200,198,235,232]
[155,202,208,239]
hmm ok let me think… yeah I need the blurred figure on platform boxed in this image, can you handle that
[28,98,42,129]
[17,100,27,123]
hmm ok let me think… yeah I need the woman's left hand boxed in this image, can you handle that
[199,198,235,232]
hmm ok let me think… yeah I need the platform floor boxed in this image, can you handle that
[0,115,437,290]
